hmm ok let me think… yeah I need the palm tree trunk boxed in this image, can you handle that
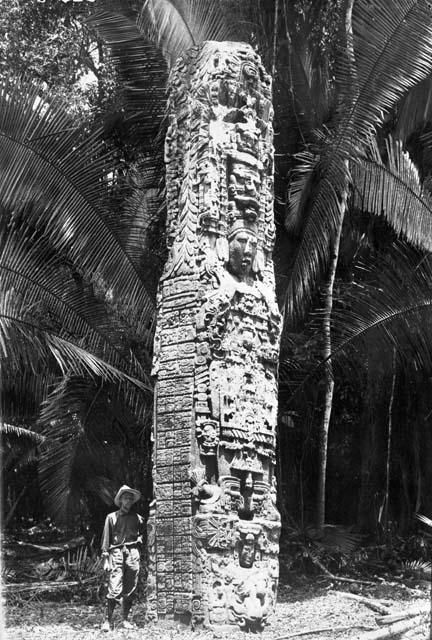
[316,186,346,531]
[413,394,422,514]
[315,0,355,534]
[272,0,279,78]
[382,347,396,530]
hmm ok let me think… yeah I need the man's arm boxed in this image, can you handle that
[101,513,112,557]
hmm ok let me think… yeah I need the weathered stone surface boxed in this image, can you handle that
[148,40,281,631]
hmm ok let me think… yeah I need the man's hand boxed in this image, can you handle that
[103,556,110,572]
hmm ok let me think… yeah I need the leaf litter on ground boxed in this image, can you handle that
[5,577,431,640]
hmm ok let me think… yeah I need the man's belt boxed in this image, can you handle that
[109,540,140,552]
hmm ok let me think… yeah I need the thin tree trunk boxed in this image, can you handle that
[412,390,422,514]
[382,347,396,530]
[358,348,380,533]
[272,0,279,78]
[4,485,27,528]
[316,190,346,531]
[414,450,422,514]
[315,0,355,533]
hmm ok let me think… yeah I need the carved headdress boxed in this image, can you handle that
[164,41,274,279]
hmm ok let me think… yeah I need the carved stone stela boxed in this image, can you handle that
[147,41,281,630]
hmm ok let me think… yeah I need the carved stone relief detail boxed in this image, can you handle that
[149,40,281,630]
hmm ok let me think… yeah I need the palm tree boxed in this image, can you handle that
[279,0,432,531]
[0,74,156,523]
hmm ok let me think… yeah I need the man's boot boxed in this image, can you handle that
[121,597,135,629]
[101,598,116,631]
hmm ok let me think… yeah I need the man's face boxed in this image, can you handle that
[228,230,257,280]
[119,492,135,511]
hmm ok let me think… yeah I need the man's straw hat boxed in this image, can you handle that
[114,485,141,507]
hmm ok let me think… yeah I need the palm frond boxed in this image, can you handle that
[0,75,155,330]
[284,144,350,318]
[39,374,151,439]
[137,0,236,67]
[306,524,363,554]
[1,418,43,474]
[349,0,432,145]
[0,298,150,394]
[352,136,432,252]
[284,0,432,318]
[395,74,432,140]
[280,244,432,395]
[63,545,103,579]
[275,7,332,148]
[87,4,167,289]
[0,423,45,443]
[1,225,152,375]
[86,4,168,136]
[37,375,147,521]
[37,390,110,523]
[0,73,158,432]
[401,559,431,575]
[91,0,238,71]
[416,513,432,528]
[285,149,320,234]
[1,352,62,429]
[119,157,167,293]
[327,246,432,375]
[83,475,119,506]
[8,447,39,471]
[320,525,363,554]
[38,415,82,523]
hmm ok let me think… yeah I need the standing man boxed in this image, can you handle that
[101,485,145,631]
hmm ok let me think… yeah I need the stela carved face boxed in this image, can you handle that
[239,535,256,568]
[228,229,257,280]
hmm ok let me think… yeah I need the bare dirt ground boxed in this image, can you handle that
[5,578,432,640]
